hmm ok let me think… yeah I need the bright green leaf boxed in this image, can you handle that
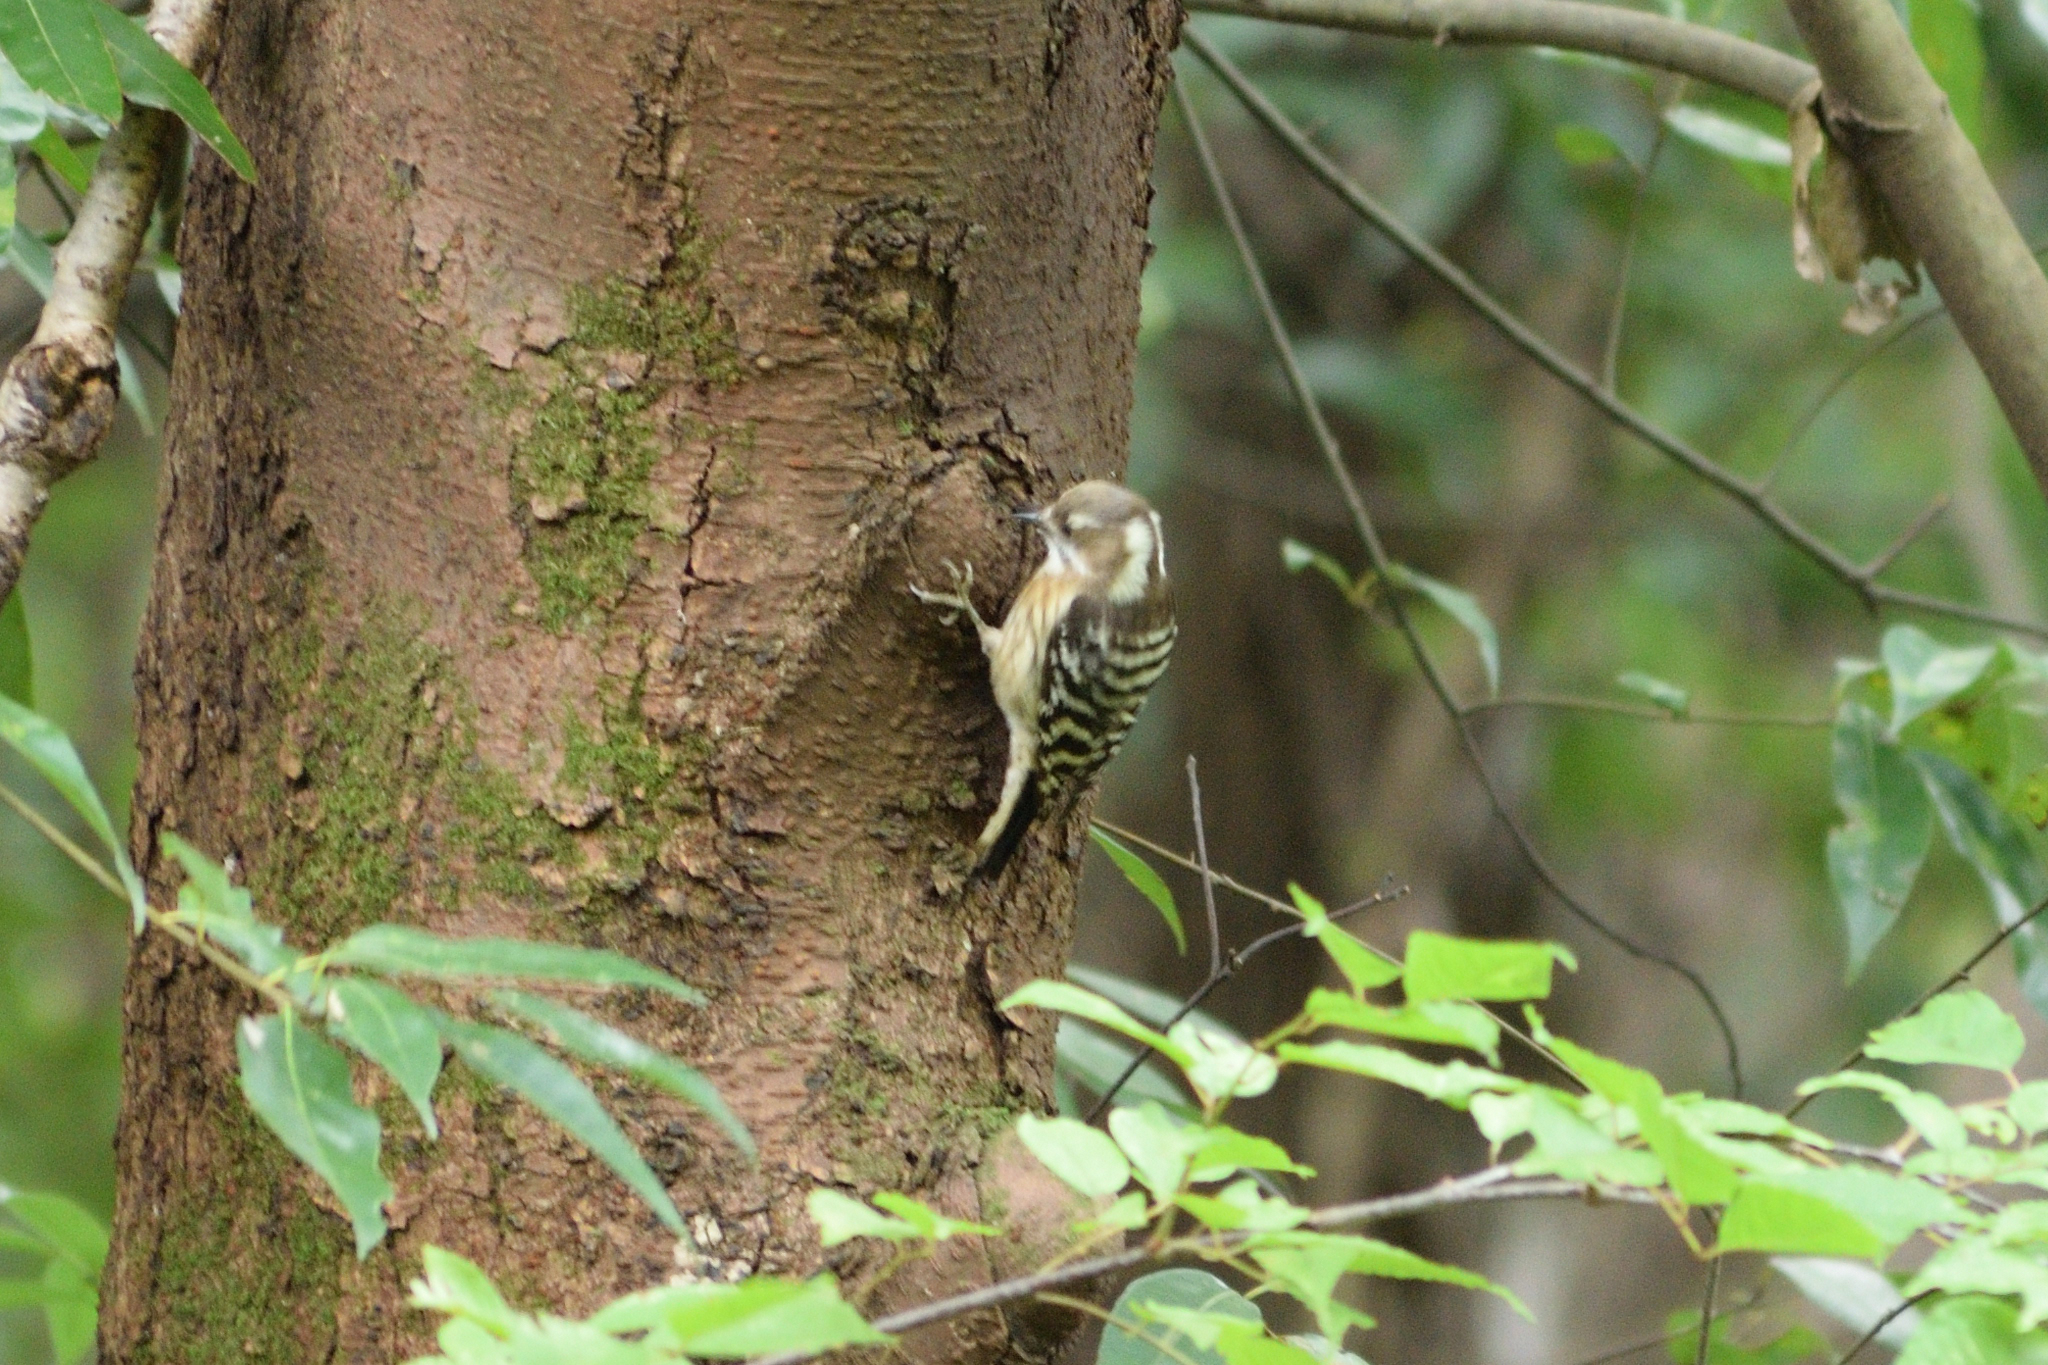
[489,989,753,1158]
[0,0,121,122]
[1275,1039,1518,1110]
[1345,1236,1530,1317]
[0,1189,104,1277]
[236,1011,391,1257]
[1866,989,2024,1071]
[39,1256,93,1364]
[1384,562,1499,698]
[1017,1112,1131,1198]
[1090,826,1185,954]
[1718,1182,1887,1259]
[1290,885,1400,993]
[328,924,705,1001]
[439,1016,682,1231]
[1896,1297,2031,1365]
[407,1245,524,1337]
[1188,1123,1315,1181]
[90,4,256,180]
[1054,1019,1195,1116]
[806,1189,917,1246]
[1911,750,2048,1019]
[1280,538,1369,606]
[1109,1102,1196,1198]
[1001,980,1193,1068]
[656,1275,887,1356]
[1402,931,1572,1002]
[1909,1241,2048,1330]
[326,978,444,1139]
[1304,990,1501,1062]
[1170,1018,1278,1102]
[2011,1080,2048,1134]
[868,1191,995,1242]
[27,122,87,191]
[0,693,146,927]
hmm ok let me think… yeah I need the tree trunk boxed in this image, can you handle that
[100,1,1178,1358]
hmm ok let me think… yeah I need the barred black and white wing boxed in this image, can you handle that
[1036,595,1177,792]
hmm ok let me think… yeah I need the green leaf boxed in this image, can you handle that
[868,1190,995,1241]
[28,121,87,191]
[1090,827,1184,954]
[0,589,29,705]
[1616,670,1691,717]
[2023,0,2048,48]
[1384,562,1499,698]
[1554,122,1623,166]
[1054,1019,1195,1115]
[1280,538,1369,606]
[0,52,59,140]
[1188,1125,1314,1181]
[1717,1181,1887,1259]
[1290,885,1401,993]
[1828,702,1935,975]
[1303,989,1501,1063]
[327,924,705,1001]
[1401,931,1573,1002]
[1275,1040,1518,1110]
[1343,1236,1530,1317]
[1797,1070,1968,1151]
[437,1016,681,1233]
[0,693,146,927]
[0,149,15,264]
[489,990,753,1158]
[1865,989,2024,1071]
[161,831,302,983]
[236,1011,391,1257]
[2011,1080,2048,1134]
[806,1189,918,1246]
[1910,0,1984,143]
[1771,1256,1922,1348]
[0,0,120,121]
[1000,980,1193,1068]
[1176,1179,1310,1233]
[1100,1269,1264,1365]
[90,4,255,180]
[39,1256,93,1364]
[1911,750,2048,1018]
[1663,106,1791,165]
[1067,963,1239,1041]
[1108,1102,1197,1197]
[1884,625,1995,734]
[1909,1241,2048,1330]
[1017,1112,1132,1198]
[0,1189,105,1277]
[1169,1018,1278,1102]
[652,1275,887,1356]
[1896,1297,2032,1365]
[1513,1087,1664,1186]
[407,1245,522,1337]
[1533,1025,1736,1205]
[325,978,444,1139]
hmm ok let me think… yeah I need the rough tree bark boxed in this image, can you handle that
[100,1,1180,1359]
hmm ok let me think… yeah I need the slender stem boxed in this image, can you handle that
[1692,1225,1722,1365]
[1860,493,1949,578]
[28,156,77,229]
[1565,1290,1764,1365]
[1786,891,2048,1117]
[1463,695,1830,727]
[0,777,126,897]
[1181,28,2048,644]
[1835,1289,1934,1365]
[1174,52,1746,1096]
[1186,756,1223,980]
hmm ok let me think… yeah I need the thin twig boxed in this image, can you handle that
[1187,756,1223,980]
[1764,305,1948,489]
[746,1172,1652,1365]
[1462,695,1830,727]
[28,157,77,230]
[1181,28,2048,645]
[1172,62,1746,1096]
[1786,891,2048,1118]
[1860,493,1950,579]
[1603,92,1675,393]
[1835,1289,1934,1365]
[1565,1289,1765,1365]
[1080,877,1408,1123]
[1692,1223,1722,1365]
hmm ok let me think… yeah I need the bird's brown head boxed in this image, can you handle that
[1020,481,1167,605]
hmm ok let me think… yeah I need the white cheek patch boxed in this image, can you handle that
[1043,535,1083,576]
[1149,510,1166,577]
[1066,513,1100,531]
[1108,516,1156,603]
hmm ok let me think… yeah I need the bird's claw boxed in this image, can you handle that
[909,560,981,626]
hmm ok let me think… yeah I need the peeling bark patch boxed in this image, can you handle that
[815,197,979,425]
[485,248,743,632]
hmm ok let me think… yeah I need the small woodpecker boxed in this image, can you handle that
[912,481,1177,874]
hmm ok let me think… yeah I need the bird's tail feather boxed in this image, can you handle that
[973,782,1040,878]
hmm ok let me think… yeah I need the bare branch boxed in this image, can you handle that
[1784,0,2048,495]
[1190,0,1816,106]
[1182,30,2048,645]
[0,0,224,608]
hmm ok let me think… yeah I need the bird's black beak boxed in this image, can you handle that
[1012,509,1046,526]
